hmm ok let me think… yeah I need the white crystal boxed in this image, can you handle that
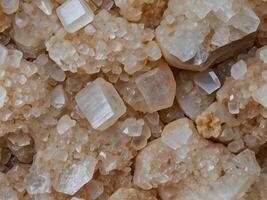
[229,6,260,34]
[120,118,144,137]
[135,64,176,112]
[231,60,247,80]
[25,171,51,195]
[56,0,95,33]
[0,86,6,109]
[15,13,29,29]
[262,70,267,80]
[194,71,221,94]
[161,118,193,150]
[6,49,23,68]
[35,0,53,15]
[0,45,8,66]
[51,85,66,109]
[258,47,267,64]
[0,0,19,14]
[56,115,76,134]
[55,156,97,195]
[253,84,267,108]
[211,26,230,47]
[75,78,126,131]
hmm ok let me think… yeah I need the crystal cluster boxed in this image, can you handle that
[0,0,267,200]
[156,0,260,70]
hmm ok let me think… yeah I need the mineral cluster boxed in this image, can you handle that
[0,0,267,200]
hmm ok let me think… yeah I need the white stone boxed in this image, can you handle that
[0,86,6,109]
[120,118,144,137]
[258,47,267,64]
[0,0,19,14]
[231,60,247,80]
[253,84,267,108]
[262,70,267,81]
[35,0,53,15]
[25,171,51,195]
[6,49,23,68]
[75,78,126,131]
[161,118,194,150]
[56,114,76,134]
[56,0,94,33]
[0,45,8,66]
[194,71,221,94]
[55,156,97,195]
[51,85,66,109]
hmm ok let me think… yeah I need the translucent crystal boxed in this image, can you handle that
[0,0,19,14]
[56,0,95,33]
[25,171,51,195]
[258,46,267,64]
[56,115,76,134]
[161,118,194,150]
[194,71,221,94]
[135,64,176,112]
[35,0,53,15]
[6,49,23,68]
[75,78,126,131]
[51,85,66,109]
[0,45,8,66]
[55,156,97,195]
[253,84,267,108]
[231,60,247,80]
[0,86,6,108]
[120,118,144,137]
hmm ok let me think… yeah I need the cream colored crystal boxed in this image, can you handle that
[0,0,19,14]
[51,85,66,109]
[161,118,194,150]
[156,0,259,70]
[75,78,126,130]
[56,114,76,134]
[253,84,267,108]
[55,156,97,195]
[56,0,94,33]
[231,60,247,80]
[135,64,176,112]
[25,171,51,195]
[109,188,157,200]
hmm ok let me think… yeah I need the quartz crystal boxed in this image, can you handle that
[0,0,19,14]
[75,78,126,130]
[56,0,94,33]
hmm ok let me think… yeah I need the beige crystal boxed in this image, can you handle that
[75,78,126,130]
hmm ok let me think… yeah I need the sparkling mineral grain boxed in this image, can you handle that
[56,0,94,33]
[75,78,126,130]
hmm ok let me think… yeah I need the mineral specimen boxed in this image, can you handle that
[0,0,267,199]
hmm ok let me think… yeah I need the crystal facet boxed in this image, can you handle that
[75,78,126,130]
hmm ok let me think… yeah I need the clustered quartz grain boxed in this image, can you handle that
[0,0,267,200]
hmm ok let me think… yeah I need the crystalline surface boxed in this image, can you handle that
[56,0,94,33]
[75,78,126,130]
[194,71,221,94]
[231,60,247,80]
[0,1,266,199]
[135,64,176,112]
[55,156,97,195]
